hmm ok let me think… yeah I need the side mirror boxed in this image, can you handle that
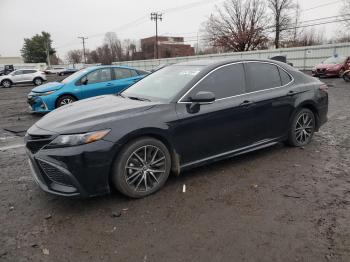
[190,91,215,104]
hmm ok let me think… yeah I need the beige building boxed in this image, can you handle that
[0,56,24,64]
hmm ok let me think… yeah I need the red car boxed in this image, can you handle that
[312,56,350,77]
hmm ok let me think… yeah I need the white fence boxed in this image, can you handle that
[113,42,350,71]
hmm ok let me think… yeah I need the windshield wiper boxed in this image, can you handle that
[127,96,151,102]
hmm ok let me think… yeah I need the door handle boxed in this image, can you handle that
[106,83,113,87]
[287,90,296,96]
[240,100,254,107]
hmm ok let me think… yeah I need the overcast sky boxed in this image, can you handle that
[0,0,344,58]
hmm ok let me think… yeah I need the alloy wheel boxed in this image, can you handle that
[35,78,42,85]
[59,98,74,106]
[295,112,314,145]
[2,80,11,88]
[125,145,166,193]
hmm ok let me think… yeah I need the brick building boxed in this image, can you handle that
[139,36,195,59]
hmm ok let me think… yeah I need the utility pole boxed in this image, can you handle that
[45,41,51,68]
[150,12,162,59]
[78,36,88,64]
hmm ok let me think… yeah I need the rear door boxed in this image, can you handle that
[111,68,142,93]
[174,63,255,165]
[22,70,36,82]
[244,62,296,141]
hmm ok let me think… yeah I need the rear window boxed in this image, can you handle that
[279,68,292,85]
[245,62,282,92]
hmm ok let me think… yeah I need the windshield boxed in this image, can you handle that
[121,65,203,102]
[61,69,87,83]
[323,56,346,64]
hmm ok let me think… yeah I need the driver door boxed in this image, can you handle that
[12,70,24,83]
[78,68,113,99]
[173,63,255,165]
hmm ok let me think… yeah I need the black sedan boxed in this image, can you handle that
[25,59,328,198]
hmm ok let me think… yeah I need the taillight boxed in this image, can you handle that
[319,84,328,92]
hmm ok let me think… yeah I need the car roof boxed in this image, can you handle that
[175,58,288,68]
[86,65,138,71]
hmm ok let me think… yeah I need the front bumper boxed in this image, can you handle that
[27,94,51,113]
[312,69,339,77]
[25,134,119,197]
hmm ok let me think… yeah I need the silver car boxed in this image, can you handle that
[0,69,47,88]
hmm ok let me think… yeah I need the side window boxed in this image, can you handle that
[184,63,246,101]
[113,68,133,80]
[136,69,149,75]
[279,68,292,86]
[23,70,36,74]
[245,62,282,92]
[14,70,23,75]
[85,68,111,84]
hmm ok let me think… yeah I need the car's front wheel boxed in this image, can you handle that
[33,77,43,86]
[56,95,77,108]
[1,79,12,88]
[287,108,316,147]
[111,137,171,198]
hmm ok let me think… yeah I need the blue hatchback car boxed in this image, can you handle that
[27,66,148,113]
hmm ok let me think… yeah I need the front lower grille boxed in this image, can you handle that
[37,160,73,186]
[25,134,53,154]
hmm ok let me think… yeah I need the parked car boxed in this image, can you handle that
[44,67,65,75]
[57,68,79,76]
[0,64,14,76]
[312,55,350,77]
[0,69,46,88]
[25,59,328,198]
[27,65,148,113]
[343,69,350,82]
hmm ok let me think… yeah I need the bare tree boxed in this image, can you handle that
[205,0,269,52]
[267,0,294,49]
[66,49,83,64]
[104,32,123,62]
[340,0,350,27]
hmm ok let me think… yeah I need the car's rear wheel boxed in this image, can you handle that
[339,68,345,78]
[111,137,171,198]
[1,79,12,88]
[56,95,76,108]
[287,108,316,147]
[343,72,350,82]
[33,77,43,86]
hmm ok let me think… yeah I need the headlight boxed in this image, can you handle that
[40,90,56,96]
[47,129,110,148]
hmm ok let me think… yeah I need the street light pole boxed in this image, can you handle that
[150,12,163,59]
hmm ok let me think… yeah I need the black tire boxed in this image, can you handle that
[343,72,350,82]
[111,137,171,198]
[1,79,12,88]
[287,108,316,147]
[56,95,77,108]
[33,77,43,86]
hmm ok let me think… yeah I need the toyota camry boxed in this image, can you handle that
[25,59,328,198]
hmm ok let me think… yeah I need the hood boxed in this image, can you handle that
[315,63,341,69]
[31,82,64,93]
[34,95,159,134]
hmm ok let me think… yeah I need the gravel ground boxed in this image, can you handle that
[0,74,349,262]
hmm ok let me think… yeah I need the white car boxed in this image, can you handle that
[0,69,47,88]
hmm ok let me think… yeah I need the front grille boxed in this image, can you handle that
[26,134,53,154]
[317,69,326,74]
[37,160,73,186]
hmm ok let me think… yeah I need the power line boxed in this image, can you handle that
[301,0,342,12]
[182,18,350,43]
